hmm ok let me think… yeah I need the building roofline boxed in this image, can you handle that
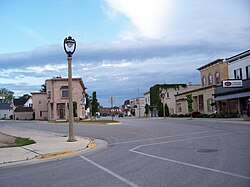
[197,59,224,71]
[225,49,250,63]
[45,77,86,91]
[175,85,217,96]
[31,92,46,95]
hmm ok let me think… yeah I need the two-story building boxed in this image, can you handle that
[214,50,250,116]
[123,97,145,117]
[175,59,228,115]
[32,77,86,121]
[144,83,201,117]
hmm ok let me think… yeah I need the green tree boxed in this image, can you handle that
[85,93,90,110]
[145,103,150,117]
[91,91,99,117]
[20,94,31,99]
[39,84,46,92]
[150,84,187,117]
[0,88,14,103]
[186,94,193,119]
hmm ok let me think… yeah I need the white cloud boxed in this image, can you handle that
[26,64,67,73]
[100,61,131,68]
[104,0,174,39]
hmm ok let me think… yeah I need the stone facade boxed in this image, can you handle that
[32,92,48,120]
[175,86,216,115]
[198,59,228,87]
[160,83,201,115]
[175,59,228,115]
[32,77,86,121]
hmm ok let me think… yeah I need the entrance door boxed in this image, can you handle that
[59,109,65,119]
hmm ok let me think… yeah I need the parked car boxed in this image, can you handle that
[118,113,123,117]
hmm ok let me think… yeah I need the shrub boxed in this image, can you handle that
[192,112,201,118]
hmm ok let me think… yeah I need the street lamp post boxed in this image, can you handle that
[64,36,77,142]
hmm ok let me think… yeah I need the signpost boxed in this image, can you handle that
[108,97,115,121]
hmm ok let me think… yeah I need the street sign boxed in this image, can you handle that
[222,80,243,88]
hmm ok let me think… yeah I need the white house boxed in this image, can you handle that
[0,103,14,119]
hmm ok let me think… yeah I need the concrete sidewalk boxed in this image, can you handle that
[0,126,91,165]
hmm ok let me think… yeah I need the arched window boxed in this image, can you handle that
[202,76,206,87]
[208,74,213,85]
[215,72,220,84]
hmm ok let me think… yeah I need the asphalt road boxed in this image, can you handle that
[0,118,250,187]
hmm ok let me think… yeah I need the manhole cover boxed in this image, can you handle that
[197,149,218,153]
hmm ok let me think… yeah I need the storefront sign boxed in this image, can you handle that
[222,80,243,88]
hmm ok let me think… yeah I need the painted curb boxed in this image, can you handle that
[36,137,97,159]
[36,150,76,159]
[106,122,122,125]
[86,138,96,148]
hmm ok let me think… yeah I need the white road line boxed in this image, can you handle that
[130,130,250,151]
[130,130,250,180]
[110,130,223,145]
[131,149,250,180]
[79,156,140,187]
[130,132,234,151]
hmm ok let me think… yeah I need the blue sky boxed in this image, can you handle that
[0,0,250,106]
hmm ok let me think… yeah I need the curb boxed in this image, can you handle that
[106,122,122,125]
[36,150,76,159]
[36,138,97,160]
[86,138,97,148]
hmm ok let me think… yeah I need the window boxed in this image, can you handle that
[198,95,204,111]
[47,91,51,99]
[40,111,42,117]
[61,90,68,98]
[38,101,41,105]
[166,93,170,98]
[215,72,220,84]
[246,65,250,79]
[208,74,213,85]
[202,76,206,87]
[234,68,242,79]
[177,103,182,112]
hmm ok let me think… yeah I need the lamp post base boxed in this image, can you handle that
[67,137,77,142]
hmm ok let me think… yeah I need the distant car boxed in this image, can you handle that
[118,113,123,117]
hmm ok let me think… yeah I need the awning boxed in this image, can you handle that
[215,91,250,101]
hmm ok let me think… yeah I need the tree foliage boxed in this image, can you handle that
[186,94,193,113]
[0,88,14,103]
[150,84,187,117]
[145,103,150,117]
[85,93,90,109]
[91,91,99,117]
[20,94,31,99]
[39,84,46,92]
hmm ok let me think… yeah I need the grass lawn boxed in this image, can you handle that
[14,137,36,147]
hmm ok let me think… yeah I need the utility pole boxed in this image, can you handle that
[138,88,141,118]
[108,97,115,121]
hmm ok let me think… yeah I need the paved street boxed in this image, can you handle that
[0,118,250,187]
